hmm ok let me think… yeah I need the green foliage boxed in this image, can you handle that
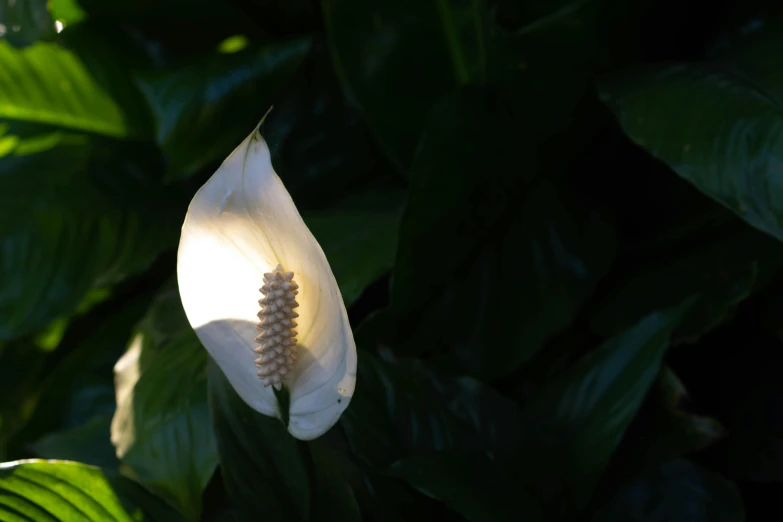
[2,0,783,520]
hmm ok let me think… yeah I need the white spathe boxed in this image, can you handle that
[177,122,357,440]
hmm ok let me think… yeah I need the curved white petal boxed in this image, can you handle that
[177,123,357,439]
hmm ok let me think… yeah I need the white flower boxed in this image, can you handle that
[177,118,357,440]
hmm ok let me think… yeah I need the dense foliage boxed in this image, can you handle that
[1,0,782,520]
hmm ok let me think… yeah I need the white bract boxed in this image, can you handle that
[177,120,357,440]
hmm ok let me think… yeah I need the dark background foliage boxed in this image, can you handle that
[1,0,782,520]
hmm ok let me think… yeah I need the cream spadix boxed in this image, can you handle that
[177,120,357,440]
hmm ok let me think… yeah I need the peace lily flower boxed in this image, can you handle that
[177,116,357,440]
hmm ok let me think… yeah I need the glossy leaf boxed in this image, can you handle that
[592,227,783,339]
[134,37,311,179]
[389,453,542,522]
[437,181,614,378]
[322,0,494,167]
[593,460,745,522]
[0,0,55,47]
[0,129,180,339]
[518,303,691,511]
[392,85,534,315]
[342,352,525,468]
[598,64,783,242]
[31,415,118,469]
[261,40,379,201]
[500,0,599,139]
[304,190,404,307]
[207,360,310,521]
[6,290,150,456]
[0,40,145,137]
[111,285,217,521]
[0,460,186,521]
[309,439,362,522]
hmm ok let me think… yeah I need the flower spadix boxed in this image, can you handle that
[177,120,357,440]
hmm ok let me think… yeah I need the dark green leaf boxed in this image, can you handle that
[428,181,614,378]
[0,460,186,521]
[518,303,691,511]
[391,85,534,315]
[208,360,310,521]
[500,0,599,139]
[304,190,404,307]
[0,0,55,47]
[262,40,380,201]
[6,290,150,456]
[310,439,362,522]
[134,37,311,179]
[322,0,494,167]
[598,63,783,242]
[592,228,783,339]
[592,460,745,522]
[111,285,217,521]
[31,415,118,469]
[342,352,524,468]
[389,453,542,522]
[712,16,783,105]
[0,127,180,339]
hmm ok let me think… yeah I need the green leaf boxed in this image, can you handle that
[0,460,186,521]
[322,0,494,167]
[31,415,119,469]
[0,0,55,48]
[391,85,534,315]
[6,290,150,457]
[592,460,745,522]
[261,42,380,202]
[0,126,181,339]
[342,352,524,468]
[430,181,615,378]
[111,285,217,521]
[712,16,783,105]
[134,37,311,179]
[500,0,599,139]
[304,190,404,307]
[597,63,783,242]
[50,0,87,26]
[208,360,310,522]
[309,439,362,522]
[389,453,542,522]
[518,302,691,511]
[592,227,783,339]
[0,40,145,137]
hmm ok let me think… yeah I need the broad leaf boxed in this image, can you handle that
[111,285,217,521]
[134,37,311,179]
[592,227,783,339]
[0,0,55,47]
[32,415,118,469]
[342,352,525,468]
[432,181,614,378]
[598,63,783,242]
[304,190,404,307]
[391,85,534,315]
[0,40,146,137]
[322,0,494,167]
[0,460,186,521]
[208,360,310,522]
[0,127,181,339]
[518,303,691,511]
[389,453,542,522]
[593,460,745,522]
